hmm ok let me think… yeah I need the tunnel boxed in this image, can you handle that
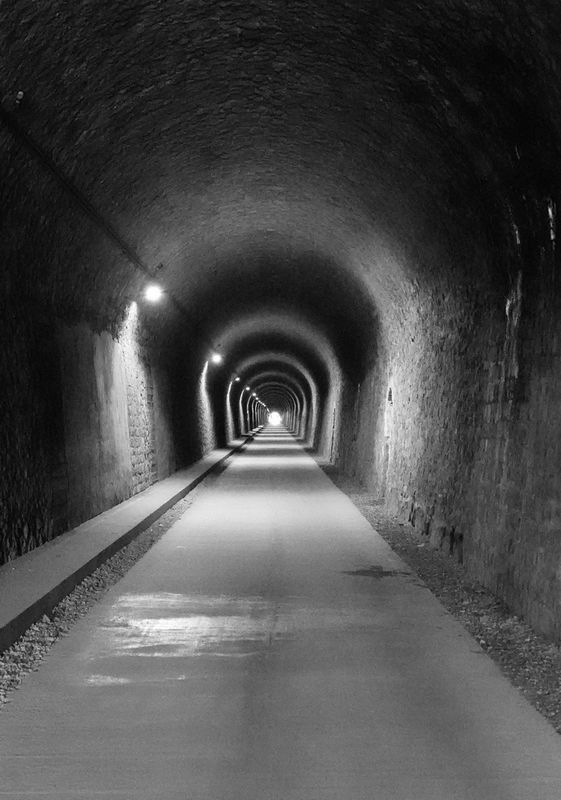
[2,1,561,793]
[2,0,561,640]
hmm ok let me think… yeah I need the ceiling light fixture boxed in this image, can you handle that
[144,283,163,302]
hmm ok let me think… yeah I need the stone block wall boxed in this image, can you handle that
[340,239,561,641]
[0,296,186,566]
[0,302,63,562]
[197,361,218,456]
[338,363,386,494]
[58,322,132,527]
[385,286,488,549]
[339,279,488,548]
[467,248,561,639]
[120,304,158,496]
[59,304,182,527]
[152,362,177,480]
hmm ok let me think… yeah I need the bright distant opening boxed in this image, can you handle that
[268,411,282,426]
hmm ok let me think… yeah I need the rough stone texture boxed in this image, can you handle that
[58,322,131,526]
[338,357,386,494]
[58,307,184,526]
[468,245,561,640]
[197,361,218,456]
[0,302,63,562]
[340,253,561,641]
[120,306,158,495]
[151,362,177,480]
[0,302,184,566]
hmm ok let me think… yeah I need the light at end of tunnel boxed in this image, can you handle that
[144,284,163,302]
[268,411,282,426]
[210,352,223,365]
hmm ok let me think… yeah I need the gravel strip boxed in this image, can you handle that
[324,466,561,734]
[0,476,214,708]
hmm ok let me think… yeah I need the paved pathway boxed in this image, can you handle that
[2,428,561,799]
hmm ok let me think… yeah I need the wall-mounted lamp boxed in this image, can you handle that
[252,392,257,397]
[234,376,241,382]
[144,284,163,302]
[245,386,251,391]
[211,353,223,365]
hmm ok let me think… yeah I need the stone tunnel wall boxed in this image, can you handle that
[337,361,387,494]
[58,305,178,528]
[467,235,561,640]
[0,296,183,566]
[0,301,64,563]
[339,234,561,641]
[338,280,489,534]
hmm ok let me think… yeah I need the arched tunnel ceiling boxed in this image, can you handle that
[216,312,339,389]
[179,239,378,377]
[246,373,306,406]
[257,384,300,412]
[233,353,316,402]
[232,363,310,411]
[2,0,560,357]
[253,383,299,407]
[230,354,315,433]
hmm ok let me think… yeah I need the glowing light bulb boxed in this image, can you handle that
[211,353,223,365]
[144,284,163,302]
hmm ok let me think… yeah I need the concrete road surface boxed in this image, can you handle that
[2,428,561,799]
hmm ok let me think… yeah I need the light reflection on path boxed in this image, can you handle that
[84,591,380,680]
